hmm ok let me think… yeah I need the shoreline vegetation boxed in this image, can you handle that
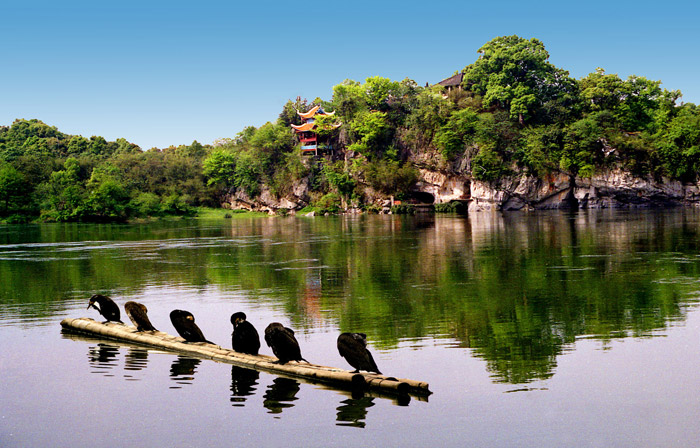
[3,35,700,224]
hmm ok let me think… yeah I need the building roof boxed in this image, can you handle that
[297,105,336,120]
[298,105,321,119]
[291,122,316,132]
[437,72,463,88]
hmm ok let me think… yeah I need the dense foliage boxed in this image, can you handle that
[3,35,699,222]
[0,119,214,222]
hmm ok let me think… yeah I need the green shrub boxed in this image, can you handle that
[434,201,466,213]
[391,204,415,214]
[130,192,162,217]
[315,192,341,214]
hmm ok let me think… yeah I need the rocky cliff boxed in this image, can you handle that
[223,155,699,214]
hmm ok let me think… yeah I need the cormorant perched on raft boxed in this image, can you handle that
[337,332,382,374]
[87,294,123,323]
[124,301,158,332]
[264,322,307,364]
[169,309,214,344]
[230,312,260,355]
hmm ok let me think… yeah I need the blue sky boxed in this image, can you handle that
[2,0,698,149]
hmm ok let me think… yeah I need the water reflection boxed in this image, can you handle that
[124,347,149,371]
[230,366,259,407]
[123,347,149,381]
[9,210,700,386]
[169,356,201,389]
[336,394,375,428]
[263,377,300,415]
[88,343,119,376]
[69,333,412,419]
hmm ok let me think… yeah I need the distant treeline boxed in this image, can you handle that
[2,34,699,222]
[0,119,218,222]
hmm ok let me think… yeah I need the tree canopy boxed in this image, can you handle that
[2,35,699,222]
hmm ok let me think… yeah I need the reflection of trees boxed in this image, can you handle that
[6,210,700,383]
[263,377,300,414]
[336,395,375,428]
[230,366,259,407]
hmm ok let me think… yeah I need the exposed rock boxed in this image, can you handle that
[416,170,470,204]
[575,169,685,208]
[224,177,310,212]
[221,153,699,213]
[466,169,696,211]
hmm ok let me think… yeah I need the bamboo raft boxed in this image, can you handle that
[60,317,431,397]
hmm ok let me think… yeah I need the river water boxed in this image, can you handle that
[1,210,700,447]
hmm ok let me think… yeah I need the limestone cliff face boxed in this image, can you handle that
[224,177,311,213]
[466,169,698,211]
[222,151,699,213]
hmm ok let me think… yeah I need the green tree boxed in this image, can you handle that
[85,166,130,221]
[348,111,391,158]
[434,107,480,159]
[203,150,237,187]
[0,164,26,215]
[463,35,576,125]
[653,104,700,180]
[38,157,88,221]
[332,79,367,122]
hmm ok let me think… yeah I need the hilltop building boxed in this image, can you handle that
[436,73,464,95]
[290,105,339,156]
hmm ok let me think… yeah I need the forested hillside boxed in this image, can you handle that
[2,35,699,222]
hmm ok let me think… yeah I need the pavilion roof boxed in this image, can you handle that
[291,122,316,132]
[297,105,336,120]
[437,72,463,88]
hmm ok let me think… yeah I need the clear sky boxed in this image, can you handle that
[2,0,698,149]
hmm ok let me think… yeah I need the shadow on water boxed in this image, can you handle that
[64,332,413,426]
[88,343,119,376]
[124,347,149,371]
[169,356,201,389]
[336,394,376,428]
[230,365,259,407]
[263,377,300,415]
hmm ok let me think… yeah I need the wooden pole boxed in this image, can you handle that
[61,317,431,396]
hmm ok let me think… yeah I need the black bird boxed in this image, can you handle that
[87,294,123,323]
[230,312,260,355]
[264,322,306,364]
[337,332,381,374]
[169,309,213,344]
[125,301,158,332]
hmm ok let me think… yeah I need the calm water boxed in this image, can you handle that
[2,210,700,447]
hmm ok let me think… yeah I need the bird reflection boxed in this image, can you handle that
[336,395,376,428]
[230,366,259,407]
[124,348,149,371]
[88,343,119,376]
[169,356,201,388]
[263,377,300,415]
